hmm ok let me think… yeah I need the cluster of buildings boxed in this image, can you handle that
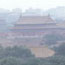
[0,8,65,47]
[8,15,65,46]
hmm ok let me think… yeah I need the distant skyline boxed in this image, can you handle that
[0,0,65,12]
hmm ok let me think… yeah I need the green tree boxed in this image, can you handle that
[0,57,22,65]
[54,43,65,56]
[0,46,34,59]
[43,33,64,45]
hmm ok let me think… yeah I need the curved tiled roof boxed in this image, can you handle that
[16,16,56,24]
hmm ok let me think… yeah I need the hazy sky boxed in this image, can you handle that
[0,0,65,11]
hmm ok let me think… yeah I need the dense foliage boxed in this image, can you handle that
[0,45,65,65]
[53,43,65,56]
[42,33,65,45]
[0,46,34,59]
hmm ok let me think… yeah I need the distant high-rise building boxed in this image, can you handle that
[23,8,43,16]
